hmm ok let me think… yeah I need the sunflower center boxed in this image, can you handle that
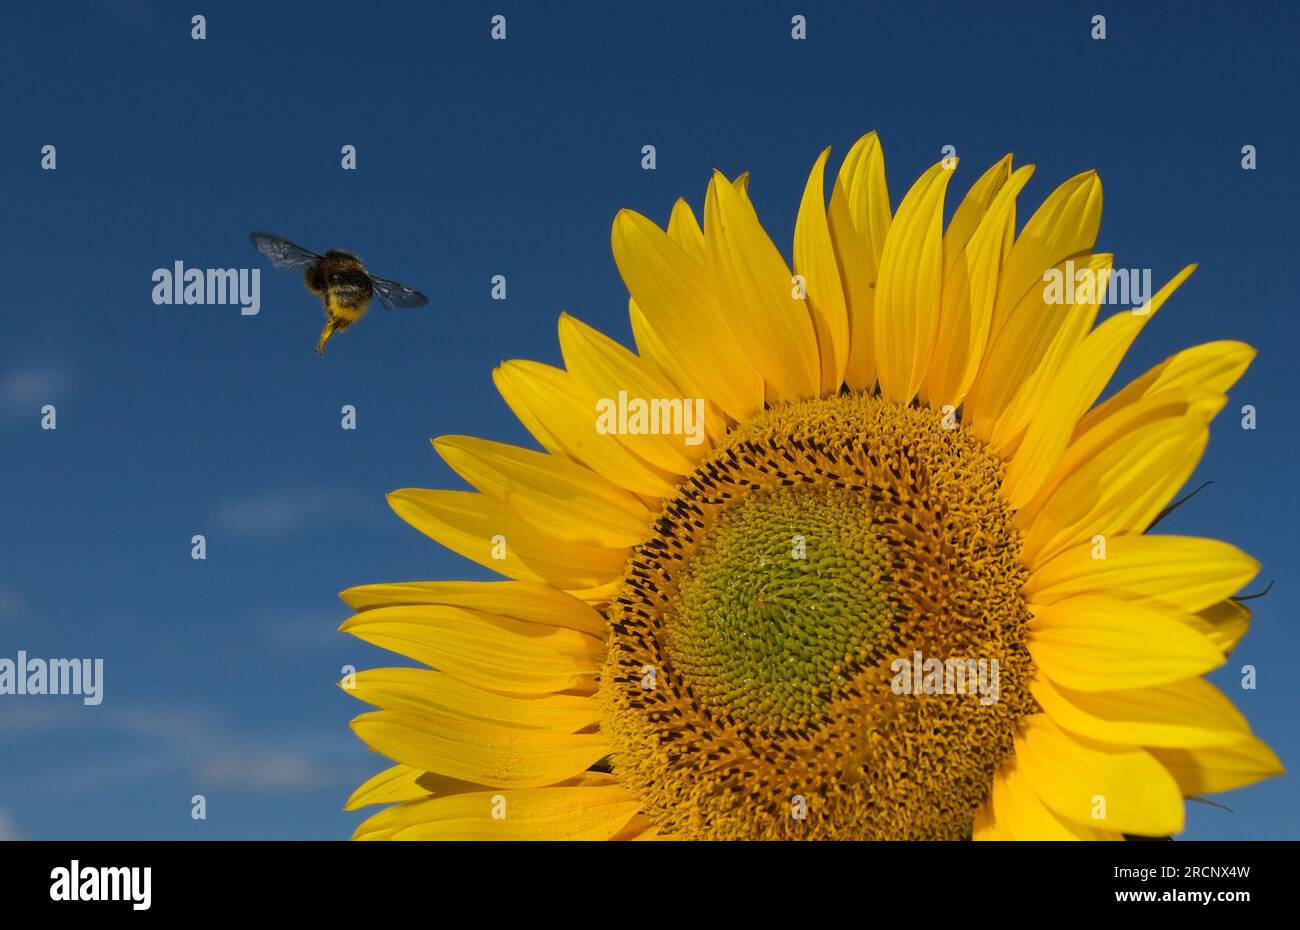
[669,486,894,731]
[600,393,1036,840]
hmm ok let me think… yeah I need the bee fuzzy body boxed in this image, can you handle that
[250,232,427,358]
[307,251,374,355]
[307,251,374,322]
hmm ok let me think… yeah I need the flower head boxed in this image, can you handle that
[340,132,1281,840]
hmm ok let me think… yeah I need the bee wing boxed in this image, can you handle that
[371,275,429,310]
[249,232,322,271]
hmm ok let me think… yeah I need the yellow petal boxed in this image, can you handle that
[1028,595,1225,691]
[611,209,764,422]
[872,161,954,402]
[434,435,652,548]
[666,198,705,262]
[558,313,712,473]
[705,171,821,401]
[993,170,1103,333]
[388,488,630,590]
[1013,714,1184,836]
[1015,389,1219,532]
[493,360,677,498]
[567,577,623,606]
[627,299,730,443]
[1031,674,1252,748]
[1184,599,1251,655]
[964,171,1103,434]
[345,764,477,811]
[986,253,1117,457]
[942,155,1013,281]
[1020,416,1208,568]
[347,667,601,732]
[828,131,891,391]
[1076,340,1256,438]
[794,147,850,392]
[1149,738,1284,795]
[339,603,603,692]
[965,256,1090,442]
[1026,535,1259,613]
[991,757,1121,839]
[350,709,608,790]
[1001,266,1196,506]
[924,162,1032,408]
[971,799,1009,840]
[610,814,675,840]
[353,781,640,840]
[338,579,606,638]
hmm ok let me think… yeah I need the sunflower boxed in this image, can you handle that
[339,132,1282,840]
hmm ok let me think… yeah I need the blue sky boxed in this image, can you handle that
[1,0,1297,839]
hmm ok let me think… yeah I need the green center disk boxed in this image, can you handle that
[664,485,894,730]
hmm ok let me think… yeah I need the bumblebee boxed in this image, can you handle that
[250,232,428,355]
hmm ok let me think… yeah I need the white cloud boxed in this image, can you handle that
[0,365,72,418]
[259,610,347,651]
[195,751,321,791]
[0,807,20,841]
[212,488,372,538]
[0,587,19,621]
[0,703,340,797]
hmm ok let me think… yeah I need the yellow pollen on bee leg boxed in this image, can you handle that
[316,320,337,357]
